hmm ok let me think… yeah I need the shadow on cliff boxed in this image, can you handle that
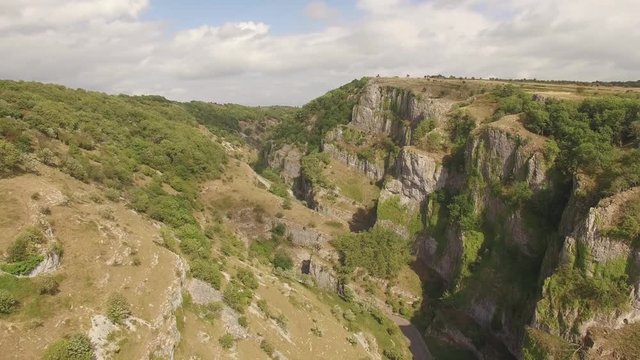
[348,202,378,232]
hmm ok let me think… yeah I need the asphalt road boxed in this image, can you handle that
[389,314,433,360]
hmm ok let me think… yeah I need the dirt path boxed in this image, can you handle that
[389,314,433,360]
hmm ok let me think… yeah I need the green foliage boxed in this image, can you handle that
[272,251,294,270]
[447,191,478,231]
[0,80,228,241]
[260,339,275,357]
[333,226,410,279]
[493,85,640,198]
[0,255,43,276]
[189,259,222,289]
[459,231,485,281]
[238,315,248,328]
[223,281,253,313]
[2,227,45,275]
[235,268,259,290]
[43,334,94,360]
[271,78,368,150]
[6,227,44,262]
[537,265,631,332]
[0,139,23,176]
[383,348,406,360]
[448,110,476,147]
[0,289,18,314]
[606,195,640,245]
[106,293,131,324]
[522,327,578,360]
[377,196,423,235]
[412,118,436,144]
[249,239,276,263]
[501,181,534,208]
[301,152,332,188]
[218,333,235,350]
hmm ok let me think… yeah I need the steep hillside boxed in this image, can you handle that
[2,77,640,360]
[261,76,640,359]
[0,80,411,360]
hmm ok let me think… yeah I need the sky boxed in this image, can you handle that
[1,0,639,106]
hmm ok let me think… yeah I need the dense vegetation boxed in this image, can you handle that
[492,84,640,199]
[333,225,410,279]
[270,78,368,150]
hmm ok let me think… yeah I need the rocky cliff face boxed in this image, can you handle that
[323,142,385,181]
[351,83,453,143]
[382,147,448,205]
[533,187,640,343]
[265,143,303,184]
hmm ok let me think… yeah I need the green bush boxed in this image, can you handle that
[6,227,44,262]
[1,255,44,276]
[223,282,253,314]
[272,251,293,270]
[0,139,23,176]
[106,293,131,324]
[190,259,222,289]
[0,289,18,314]
[238,315,248,328]
[218,333,235,350]
[333,226,410,279]
[235,268,259,290]
[43,334,94,360]
[260,339,275,357]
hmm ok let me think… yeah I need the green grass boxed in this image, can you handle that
[377,196,423,235]
[313,289,410,360]
[0,255,43,275]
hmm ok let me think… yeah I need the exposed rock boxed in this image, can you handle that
[542,187,640,339]
[415,229,463,286]
[186,278,222,304]
[266,143,303,184]
[89,315,119,360]
[26,250,61,277]
[279,219,329,248]
[145,254,187,359]
[322,142,385,181]
[301,258,337,291]
[351,83,454,142]
[383,147,447,205]
[467,124,548,189]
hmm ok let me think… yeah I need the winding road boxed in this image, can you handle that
[389,314,433,360]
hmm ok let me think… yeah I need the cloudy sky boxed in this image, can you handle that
[1,0,638,105]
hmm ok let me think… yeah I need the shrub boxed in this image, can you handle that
[238,316,248,328]
[0,290,18,314]
[260,339,275,357]
[383,348,405,360]
[223,281,253,313]
[0,139,23,176]
[6,227,44,262]
[38,277,60,295]
[218,333,235,349]
[106,293,131,324]
[190,259,222,289]
[43,334,94,360]
[272,251,293,270]
[333,226,410,279]
[235,268,259,290]
[343,309,356,322]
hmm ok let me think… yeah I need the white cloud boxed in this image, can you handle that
[0,0,638,105]
[306,1,337,20]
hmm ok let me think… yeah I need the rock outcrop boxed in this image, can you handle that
[266,143,303,184]
[322,142,385,181]
[382,147,447,205]
[351,83,453,143]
